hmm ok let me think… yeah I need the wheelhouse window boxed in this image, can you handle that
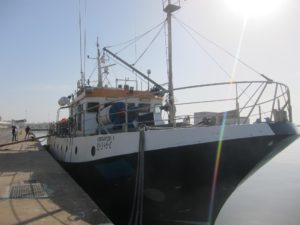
[127,103,135,110]
[154,105,162,113]
[87,102,99,113]
[138,103,150,112]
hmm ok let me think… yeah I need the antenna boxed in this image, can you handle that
[87,37,113,88]
[78,0,87,88]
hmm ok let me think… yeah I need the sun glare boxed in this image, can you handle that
[224,0,283,18]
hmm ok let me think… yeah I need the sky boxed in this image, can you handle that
[0,0,299,123]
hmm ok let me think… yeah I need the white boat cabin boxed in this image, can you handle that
[57,86,164,136]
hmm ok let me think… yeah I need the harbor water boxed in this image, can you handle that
[216,136,300,225]
[33,130,300,225]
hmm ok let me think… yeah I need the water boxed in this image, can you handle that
[38,127,300,225]
[216,137,300,225]
[32,130,48,146]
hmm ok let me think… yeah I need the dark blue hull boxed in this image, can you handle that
[60,123,298,225]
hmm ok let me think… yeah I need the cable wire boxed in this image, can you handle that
[173,16,265,78]
[174,15,232,79]
[132,23,165,66]
[106,20,166,50]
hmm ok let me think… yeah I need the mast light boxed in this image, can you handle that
[163,4,181,13]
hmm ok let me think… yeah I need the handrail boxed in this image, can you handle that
[174,80,289,91]
[174,80,292,124]
[52,80,293,136]
[243,82,268,124]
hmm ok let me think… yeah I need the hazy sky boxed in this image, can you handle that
[0,0,299,123]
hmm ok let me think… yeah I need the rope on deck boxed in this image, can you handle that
[0,134,54,148]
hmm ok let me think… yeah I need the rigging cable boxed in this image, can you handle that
[105,20,165,52]
[173,16,267,79]
[173,15,232,79]
[132,22,165,66]
[87,64,97,81]
[173,15,257,103]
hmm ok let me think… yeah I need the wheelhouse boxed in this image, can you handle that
[56,86,163,136]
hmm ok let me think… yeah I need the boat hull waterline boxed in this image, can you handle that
[48,122,298,225]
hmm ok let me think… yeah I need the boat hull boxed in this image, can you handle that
[48,123,298,225]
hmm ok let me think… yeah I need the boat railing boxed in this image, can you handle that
[95,80,292,132]
[53,80,292,136]
[172,80,292,126]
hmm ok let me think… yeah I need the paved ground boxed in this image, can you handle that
[0,128,113,225]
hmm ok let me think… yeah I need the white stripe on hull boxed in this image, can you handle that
[48,123,275,163]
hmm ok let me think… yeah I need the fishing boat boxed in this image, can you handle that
[48,1,298,225]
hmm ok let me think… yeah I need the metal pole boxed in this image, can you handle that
[270,83,278,121]
[164,1,180,126]
[125,100,128,132]
[97,37,103,88]
[243,83,268,124]
[235,83,240,124]
[287,88,293,122]
[166,11,176,126]
[259,105,262,122]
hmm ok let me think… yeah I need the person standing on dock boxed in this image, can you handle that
[25,126,30,139]
[12,125,17,142]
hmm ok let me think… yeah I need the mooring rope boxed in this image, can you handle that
[128,128,145,225]
[0,134,53,148]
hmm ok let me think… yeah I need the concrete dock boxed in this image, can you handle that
[0,128,113,225]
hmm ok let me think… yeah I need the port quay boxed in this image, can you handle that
[0,128,113,225]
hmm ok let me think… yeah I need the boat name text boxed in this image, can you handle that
[97,136,114,151]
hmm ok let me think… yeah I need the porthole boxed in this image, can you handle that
[91,146,96,157]
[75,147,78,155]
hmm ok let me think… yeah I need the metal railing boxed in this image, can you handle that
[173,80,292,125]
[53,80,293,136]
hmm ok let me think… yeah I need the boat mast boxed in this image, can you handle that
[164,1,180,125]
[97,37,103,88]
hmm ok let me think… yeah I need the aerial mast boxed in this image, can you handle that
[164,0,180,125]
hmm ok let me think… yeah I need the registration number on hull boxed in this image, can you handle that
[97,136,114,151]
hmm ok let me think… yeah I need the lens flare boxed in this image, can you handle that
[230,16,248,82]
[208,112,227,224]
[224,0,283,18]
